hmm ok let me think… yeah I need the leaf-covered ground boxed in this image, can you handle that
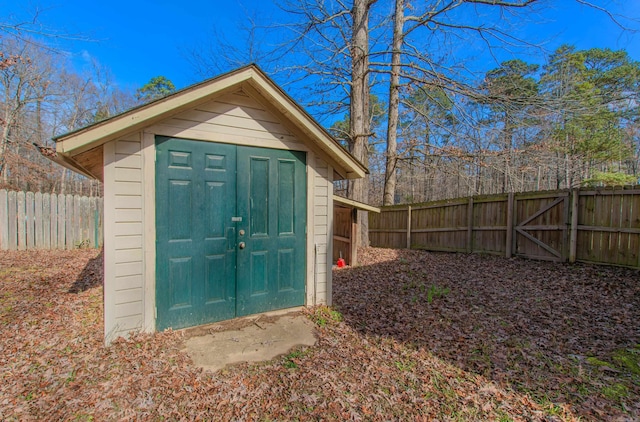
[0,248,638,420]
[336,248,640,421]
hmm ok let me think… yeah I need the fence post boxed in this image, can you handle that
[405,206,412,249]
[505,192,514,258]
[466,197,474,253]
[569,188,579,263]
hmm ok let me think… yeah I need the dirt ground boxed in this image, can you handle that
[0,247,638,420]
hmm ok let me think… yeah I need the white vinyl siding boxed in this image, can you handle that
[148,91,308,152]
[313,159,332,304]
[103,136,145,343]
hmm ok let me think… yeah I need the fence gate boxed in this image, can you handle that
[513,192,569,262]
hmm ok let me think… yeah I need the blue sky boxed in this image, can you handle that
[2,0,640,93]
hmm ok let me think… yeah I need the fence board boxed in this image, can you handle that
[89,197,96,248]
[42,193,51,249]
[619,193,631,265]
[372,186,640,269]
[57,194,65,249]
[8,191,17,250]
[82,196,90,246]
[0,190,103,250]
[35,192,43,249]
[50,193,58,248]
[26,192,35,249]
[17,191,26,250]
[65,195,73,250]
[633,193,640,268]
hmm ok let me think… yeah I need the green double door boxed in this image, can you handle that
[155,136,307,331]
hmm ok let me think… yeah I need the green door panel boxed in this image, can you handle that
[156,137,237,330]
[156,137,306,331]
[236,146,307,316]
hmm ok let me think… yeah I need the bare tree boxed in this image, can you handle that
[0,37,54,184]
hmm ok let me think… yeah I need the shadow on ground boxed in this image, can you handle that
[69,249,104,293]
[333,247,640,420]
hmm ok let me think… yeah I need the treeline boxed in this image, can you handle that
[3,3,640,207]
[0,35,139,195]
[334,45,640,204]
[0,32,177,196]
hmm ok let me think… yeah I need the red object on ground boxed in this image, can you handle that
[337,258,346,268]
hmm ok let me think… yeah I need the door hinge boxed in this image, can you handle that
[154,307,157,319]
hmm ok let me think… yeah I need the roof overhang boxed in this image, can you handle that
[52,65,367,181]
[333,195,380,213]
[34,144,99,179]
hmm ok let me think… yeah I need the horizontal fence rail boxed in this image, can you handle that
[370,186,640,269]
[0,190,103,251]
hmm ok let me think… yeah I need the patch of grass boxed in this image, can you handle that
[586,356,612,368]
[602,383,629,402]
[65,369,77,385]
[283,360,298,369]
[75,239,91,249]
[612,345,640,376]
[394,359,416,371]
[310,306,343,327]
[426,285,450,303]
[283,349,306,369]
[496,411,514,422]
[404,282,450,304]
[533,394,566,417]
[587,346,640,377]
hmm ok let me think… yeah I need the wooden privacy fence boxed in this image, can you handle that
[370,186,640,268]
[0,190,103,250]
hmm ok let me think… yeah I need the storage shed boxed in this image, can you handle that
[50,65,367,343]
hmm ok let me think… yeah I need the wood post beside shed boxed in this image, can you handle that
[332,195,380,266]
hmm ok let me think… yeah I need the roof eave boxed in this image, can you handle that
[333,195,380,213]
[54,66,255,155]
[35,144,99,180]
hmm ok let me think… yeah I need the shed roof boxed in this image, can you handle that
[333,195,381,213]
[52,64,367,181]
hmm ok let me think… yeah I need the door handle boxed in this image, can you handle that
[238,242,246,249]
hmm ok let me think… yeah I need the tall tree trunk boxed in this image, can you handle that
[348,0,373,246]
[60,169,66,195]
[0,106,12,183]
[383,0,404,206]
